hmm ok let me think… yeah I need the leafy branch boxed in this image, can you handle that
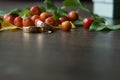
[44,0,68,18]
[63,0,120,31]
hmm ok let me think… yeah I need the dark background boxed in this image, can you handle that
[1,0,92,1]
[0,0,93,11]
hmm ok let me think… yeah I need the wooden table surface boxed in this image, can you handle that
[0,1,120,80]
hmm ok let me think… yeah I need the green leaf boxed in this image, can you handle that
[44,0,68,19]
[72,19,83,26]
[63,0,81,7]
[9,8,21,15]
[44,0,57,12]
[63,0,94,15]
[57,8,68,18]
[52,10,60,19]
[52,8,68,19]
[89,20,120,31]
[88,14,111,31]
[107,25,120,30]
[40,6,46,12]
[93,15,106,23]
[19,8,31,18]
[89,21,106,31]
